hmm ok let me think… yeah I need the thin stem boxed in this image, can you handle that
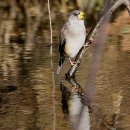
[47,0,56,130]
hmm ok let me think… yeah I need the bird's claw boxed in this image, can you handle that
[71,86,78,93]
[71,62,78,68]
[83,37,93,48]
[69,58,78,67]
[83,44,89,48]
[89,37,93,43]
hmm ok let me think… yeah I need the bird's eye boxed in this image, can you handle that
[73,13,77,16]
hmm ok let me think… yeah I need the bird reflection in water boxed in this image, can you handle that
[59,78,90,130]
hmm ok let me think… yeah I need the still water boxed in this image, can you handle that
[0,11,130,130]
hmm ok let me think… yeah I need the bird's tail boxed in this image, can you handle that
[56,56,65,74]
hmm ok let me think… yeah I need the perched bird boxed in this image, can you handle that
[57,10,86,74]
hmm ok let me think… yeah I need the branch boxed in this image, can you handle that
[66,0,130,79]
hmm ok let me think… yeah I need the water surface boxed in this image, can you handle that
[0,11,130,130]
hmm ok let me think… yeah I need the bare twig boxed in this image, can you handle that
[47,0,56,130]
[66,0,130,79]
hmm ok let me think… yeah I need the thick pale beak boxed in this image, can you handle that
[78,11,85,20]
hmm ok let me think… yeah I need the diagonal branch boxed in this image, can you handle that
[66,0,130,79]
[70,1,130,130]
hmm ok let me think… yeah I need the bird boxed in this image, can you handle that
[57,10,86,74]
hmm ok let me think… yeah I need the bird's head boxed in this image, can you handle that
[68,10,85,22]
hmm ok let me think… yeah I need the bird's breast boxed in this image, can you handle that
[65,34,86,59]
[63,22,86,58]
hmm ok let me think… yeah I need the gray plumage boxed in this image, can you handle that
[57,10,86,74]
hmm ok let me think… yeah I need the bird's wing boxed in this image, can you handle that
[59,23,67,56]
[57,25,67,74]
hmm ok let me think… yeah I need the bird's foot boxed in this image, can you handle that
[89,37,93,43]
[83,44,89,48]
[70,61,76,66]
[71,61,78,67]
[69,58,77,67]
[71,87,78,93]
[83,37,93,48]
